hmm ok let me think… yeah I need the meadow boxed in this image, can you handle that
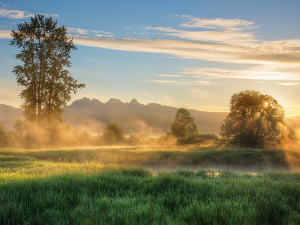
[1,146,300,224]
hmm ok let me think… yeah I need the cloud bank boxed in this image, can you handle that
[1,14,300,82]
[0,8,34,19]
[70,16,300,67]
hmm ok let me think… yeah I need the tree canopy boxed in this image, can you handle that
[220,90,291,148]
[103,123,125,145]
[171,108,198,144]
[10,14,85,124]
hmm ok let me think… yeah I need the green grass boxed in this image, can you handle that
[1,145,300,171]
[1,146,300,224]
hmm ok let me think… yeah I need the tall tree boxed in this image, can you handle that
[10,14,85,123]
[220,90,292,148]
[171,108,198,144]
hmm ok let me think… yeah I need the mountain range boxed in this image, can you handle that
[63,97,227,135]
[1,98,228,135]
[1,98,300,137]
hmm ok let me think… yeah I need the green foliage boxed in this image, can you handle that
[10,14,85,123]
[126,134,154,145]
[3,145,299,169]
[0,125,7,148]
[171,108,198,144]
[157,134,178,146]
[0,124,19,148]
[221,90,291,148]
[192,134,219,144]
[103,123,125,145]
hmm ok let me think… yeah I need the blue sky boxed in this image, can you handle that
[0,0,300,115]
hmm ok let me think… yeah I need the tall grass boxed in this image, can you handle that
[1,146,300,171]
[1,147,300,224]
[1,167,300,224]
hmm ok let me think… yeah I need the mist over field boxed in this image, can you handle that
[0,97,227,135]
[1,1,300,223]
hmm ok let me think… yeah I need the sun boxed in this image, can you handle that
[263,102,269,108]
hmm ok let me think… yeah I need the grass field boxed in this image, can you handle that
[1,146,300,224]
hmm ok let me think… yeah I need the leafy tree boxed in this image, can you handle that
[0,124,7,147]
[171,108,198,144]
[103,123,124,145]
[10,14,85,123]
[157,134,177,146]
[220,90,291,148]
[14,119,25,139]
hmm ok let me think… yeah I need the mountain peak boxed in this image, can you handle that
[82,97,90,101]
[129,98,139,104]
[106,98,122,104]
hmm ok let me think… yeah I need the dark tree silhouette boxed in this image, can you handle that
[10,15,85,123]
[0,124,7,148]
[103,123,125,144]
[221,90,291,148]
[171,108,198,144]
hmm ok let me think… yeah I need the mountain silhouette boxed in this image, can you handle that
[2,98,299,136]
[0,104,23,131]
[63,97,228,135]
[0,98,228,135]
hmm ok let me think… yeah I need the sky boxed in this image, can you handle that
[0,0,300,116]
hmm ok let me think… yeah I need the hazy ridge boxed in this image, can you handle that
[2,98,300,136]
[0,98,225,135]
[63,97,227,135]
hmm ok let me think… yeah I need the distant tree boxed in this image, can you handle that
[0,124,7,147]
[192,134,219,145]
[157,134,177,146]
[10,14,85,124]
[14,119,26,139]
[103,123,124,145]
[171,108,198,144]
[220,90,292,148]
[126,134,154,145]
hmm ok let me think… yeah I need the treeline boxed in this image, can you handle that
[6,15,296,150]
[0,120,218,149]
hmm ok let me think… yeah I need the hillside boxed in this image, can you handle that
[2,98,300,136]
[63,97,227,135]
[0,104,23,131]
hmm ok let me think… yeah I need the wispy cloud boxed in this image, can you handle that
[195,80,216,85]
[149,80,193,85]
[2,13,300,77]
[180,65,300,81]
[150,77,216,86]
[157,74,184,77]
[152,65,300,85]
[68,27,114,38]
[0,29,10,38]
[0,8,34,19]
[180,17,255,30]
[0,2,9,8]
[43,13,59,18]
[276,82,299,86]
[190,89,212,99]
[143,26,255,44]
[71,32,300,66]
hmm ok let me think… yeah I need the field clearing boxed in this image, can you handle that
[1,146,300,224]
[1,145,300,173]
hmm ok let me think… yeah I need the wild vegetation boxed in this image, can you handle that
[1,14,300,224]
[171,108,198,144]
[1,147,300,224]
[221,90,294,148]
